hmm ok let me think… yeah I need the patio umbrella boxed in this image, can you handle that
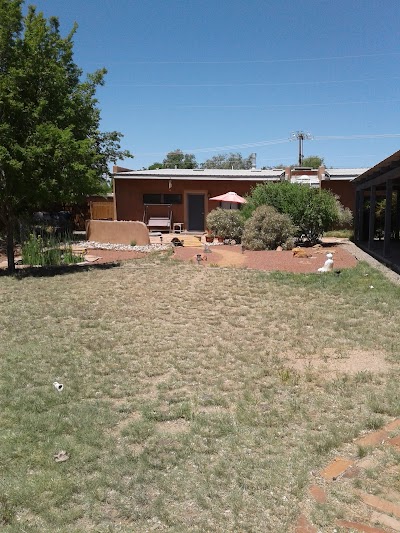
[209,191,247,204]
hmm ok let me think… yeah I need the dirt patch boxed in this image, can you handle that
[287,348,391,377]
[155,419,190,434]
[173,244,357,273]
[82,249,147,264]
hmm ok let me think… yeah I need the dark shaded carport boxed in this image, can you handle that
[353,150,400,274]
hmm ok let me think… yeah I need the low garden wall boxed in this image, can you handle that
[86,220,150,246]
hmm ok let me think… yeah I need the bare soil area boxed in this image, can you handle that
[173,243,358,273]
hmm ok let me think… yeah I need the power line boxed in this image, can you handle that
[97,51,400,66]
[125,98,400,109]
[109,76,400,88]
[134,133,400,157]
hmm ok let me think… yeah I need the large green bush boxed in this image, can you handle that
[242,181,339,242]
[206,208,244,241]
[242,205,296,250]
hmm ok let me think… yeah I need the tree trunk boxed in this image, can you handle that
[7,218,15,274]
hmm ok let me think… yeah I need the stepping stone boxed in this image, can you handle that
[309,484,327,504]
[371,511,400,532]
[387,435,400,449]
[336,519,387,532]
[355,429,388,447]
[294,514,318,532]
[320,457,354,480]
[359,491,400,519]
[383,418,400,432]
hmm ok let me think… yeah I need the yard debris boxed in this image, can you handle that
[370,285,374,289]
[54,450,69,462]
[53,381,63,392]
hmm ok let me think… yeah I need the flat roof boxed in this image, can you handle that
[113,168,285,180]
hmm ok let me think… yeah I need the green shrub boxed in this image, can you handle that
[206,208,244,242]
[242,181,339,242]
[242,205,296,250]
[335,202,353,229]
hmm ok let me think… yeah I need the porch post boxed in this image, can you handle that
[355,189,364,242]
[384,179,393,257]
[368,185,376,249]
[395,189,400,240]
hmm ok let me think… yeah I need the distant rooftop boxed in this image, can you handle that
[113,167,285,181]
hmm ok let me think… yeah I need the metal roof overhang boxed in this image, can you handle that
[113,175,282,182]
[352,150,400,189]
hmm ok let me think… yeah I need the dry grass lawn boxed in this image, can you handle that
[0,254,400,532]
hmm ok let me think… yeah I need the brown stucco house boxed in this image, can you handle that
[112,165,367,232]
[112,166,285,232]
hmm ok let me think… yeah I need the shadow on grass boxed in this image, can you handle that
[0,261,121,279]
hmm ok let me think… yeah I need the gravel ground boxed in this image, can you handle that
[76,241,171,253]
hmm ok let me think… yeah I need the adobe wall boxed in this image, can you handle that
[86,220,150,245]
[321,181,354,211]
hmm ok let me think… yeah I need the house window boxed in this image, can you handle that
[143,194,182,204]
[143,194,162,204]
[164,194,182,204]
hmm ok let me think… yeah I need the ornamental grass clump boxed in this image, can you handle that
[242,205,296,250]
[21,234,82,266]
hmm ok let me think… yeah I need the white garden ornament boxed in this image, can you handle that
[318,253,334,273]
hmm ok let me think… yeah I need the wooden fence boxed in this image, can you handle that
[89,201,114,220]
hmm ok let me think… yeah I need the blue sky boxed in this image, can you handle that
[27,0,400,170]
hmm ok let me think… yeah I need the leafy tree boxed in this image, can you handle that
[147,162,163,170]
[162,149,197,169]
[266,156,325,169]
[201,152,253,169]
[242,181,339,242]
[0,0,132,272]
[301,155,324,168]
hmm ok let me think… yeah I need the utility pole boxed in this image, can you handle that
[291,131,312,166]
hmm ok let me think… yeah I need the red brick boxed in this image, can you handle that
[383,418,400,432]
[295,514,318,533]
[371,511,400,532]
[355,429,388,447]
[387,435,400,449]
[309,484,327,504]
[336,519,387,532]
[320,457,354,480]
[360,491,400,519]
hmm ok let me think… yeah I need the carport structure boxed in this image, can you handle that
[353,149,400,273]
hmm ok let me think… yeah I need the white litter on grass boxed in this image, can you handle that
[53,381,63,392]
[317,252,334,273]
[369,285,374,289]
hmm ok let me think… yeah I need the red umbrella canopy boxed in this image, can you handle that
[209,191,247,204]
